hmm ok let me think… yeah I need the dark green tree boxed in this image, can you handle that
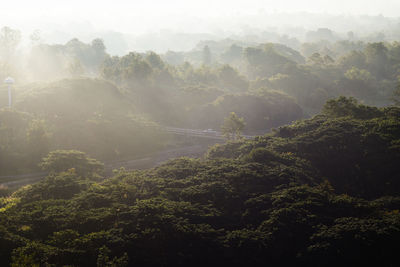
[322,96,382,119]
[39,150,104,177]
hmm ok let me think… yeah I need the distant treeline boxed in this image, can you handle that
[1,26,400,177]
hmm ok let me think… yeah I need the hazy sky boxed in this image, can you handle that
[2,0,400,30]
[1,0,400,18]
[1,0,400,52]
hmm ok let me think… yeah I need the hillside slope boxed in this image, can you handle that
[0,97,399,266]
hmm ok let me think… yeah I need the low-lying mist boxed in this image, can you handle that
[1,3,400,266]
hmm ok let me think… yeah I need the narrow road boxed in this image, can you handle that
[164,127,255,139]
[0,127,262,191]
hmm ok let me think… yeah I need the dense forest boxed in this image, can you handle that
[0,98,399,266]
[0,9,400,266]
[1,25,400,176]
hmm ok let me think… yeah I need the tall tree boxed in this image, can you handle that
[221,112,246,140]
[0,26,21,62]
[202,45,211,65]
[364,42,389,78]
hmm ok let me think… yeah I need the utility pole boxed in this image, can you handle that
[4,77,14,108]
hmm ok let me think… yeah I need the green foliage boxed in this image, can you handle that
[39,150,104,177]
[101,52,155,85]
[26,119,50,166]
[221,112,246,140]
[1,101,400,265]
[15,78,166,161]
[393,78,400,105]
[2,28,400,266]
[244,44,294,79]
[245,147,279,163]
[217,64,248,92]
[344,67,373,82]
[14,171,91,202]
[338,50,366,70]
[364,42,390,79]
[0,109,50,175]
[97,246,128,267]
[26,38,107,80]
[322,96,383,119]
[190,92,302,131]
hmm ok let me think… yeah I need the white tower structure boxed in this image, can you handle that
[4,77,14,108]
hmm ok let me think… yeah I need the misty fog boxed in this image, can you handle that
[1,1,400,266]
[1,0,400,54]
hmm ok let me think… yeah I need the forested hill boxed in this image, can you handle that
[0,97,399,266]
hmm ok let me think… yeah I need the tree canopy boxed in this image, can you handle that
[0,99,399,266]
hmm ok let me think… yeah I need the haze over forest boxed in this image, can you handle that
[2,0,400,54]
[0,1,400,266]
